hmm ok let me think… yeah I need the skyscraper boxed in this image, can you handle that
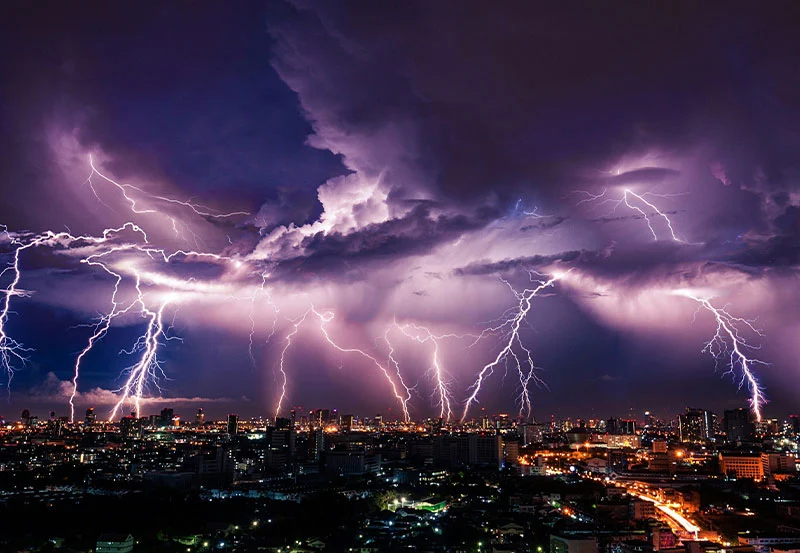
[227,414,239,435]
[723,408,754,443]
[85,407,96,426]
[679,408,714,443]
[267,418,295,469]
[159,408,174,428]
[308,428,324,462]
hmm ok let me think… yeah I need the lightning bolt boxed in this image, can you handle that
[0,151,261,420]
[1,224,148,395]
[248,271,279,368]
[1,157,354,424]
[572,184,764,419]
[462,272,561,422]
[672,290,768,421]
[275,307,412,422]
[109,288,177,421]
[389,322,455,421]
[88,155,248,219]
[572,188,684,242]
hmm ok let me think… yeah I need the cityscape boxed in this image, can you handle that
[1,405,799,552]
[2,1,800,552]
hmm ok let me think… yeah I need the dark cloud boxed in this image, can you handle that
[270,0,800,208]
[2,2,800,418]
[271,204,501,281]
[455,251,585,277]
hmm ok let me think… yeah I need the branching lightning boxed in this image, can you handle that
[0,153,775,425]
[388,321,459,421]
[572,188,685,242]
[275,307,413,422]
[88,155,248,220]
[0,152,260,421]
[673,290,768,421]
[462,272,561,422]
[248,271,279,368]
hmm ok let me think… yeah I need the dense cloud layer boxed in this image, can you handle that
[1,2,799,418]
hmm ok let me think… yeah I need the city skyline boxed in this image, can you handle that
[2,3,800,421]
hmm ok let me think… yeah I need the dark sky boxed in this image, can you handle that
[1,1,799,423]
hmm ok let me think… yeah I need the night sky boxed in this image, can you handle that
[1,1,799,422]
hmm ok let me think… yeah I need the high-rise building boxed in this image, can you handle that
[227,414,239,435]
[195,408,205,425]
[266,420,295,469]
[85,407,96,426]
[787,415,800,438]
[619,419,637,435]
[433,435,502,468]
[120,413,142,439]
[678,408,714,443]
[186,447,234,487]
[341,414,354,431]
[521,423,545,446]
[494,413,511,429]
[308,429,324,462]
[325,450,381,476]
[723,408,754,443]
[159,408,174,428]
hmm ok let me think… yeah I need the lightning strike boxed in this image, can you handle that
[109,289,177,421]
[672,289,768,421]
[248,271,280,368]
[88,155,248,220]
[462,272,560,422]
[572,188,684,241]
[275,307,412,422]
[390,322,456,421]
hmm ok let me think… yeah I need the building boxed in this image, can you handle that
[739,534,800,553]
[311,409,332,426]
[341,414,355,430]
[159,408,174,428]
[433,435,503,468]
[85,407,96,426]
[619,419,637,435]
[551,534,598,553]
[195,408,205,425]
[325,450,381,475]
[266,419,295,469]
[764,453,797,475]
[119,413,142,439]
[96,533,134,553]
[186,447,234,487]
[719,452,764,480]
[724,408,755,442]
[630,499,656,520]
[679,408,714,443]
[606,434,641,449]
[503,438,520,464]
[586,457,607,474]
[227,414,239,435]
[521,423,546,445]
[308,429,325,462]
